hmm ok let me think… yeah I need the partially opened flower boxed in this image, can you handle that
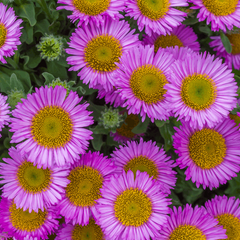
[189,0,240,32]
[158,204,227,239]
[166,52,238,129]
[210,32,240,70]
[57,0,125,28]
[10,85,93,168]
[115,45,175,122]
[125,0,188,36]
[66,19,140,91]
[0,3,23,64]
[0,147,70,213]
[143,24,200,53]
[205,195,240,240]
[97,170,170,240]
[173,118,240,189]
[58,151,116,225]
[55,219,106,240]
[0,198,59,240]
[111,138,177,194]
[0,93,10,138]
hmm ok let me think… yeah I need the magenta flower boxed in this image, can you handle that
[0,93,10,138]
[10,85,93,168]
[173,117,240,189]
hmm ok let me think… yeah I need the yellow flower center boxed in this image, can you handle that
[31,106,73,148]
[72,218,104,240]
[188,128,226,169]
[181,73,217,111]
[72,0,110,16]
[124,155,158,179]
[130,64,168,104]
[229,113,240,127]
[137,0,170,20]
[0,23,7,48]
[84,34,122,72]
[114,188,152,227]
[216,213,240,240]
[154,34,184,53]
[66,166,103,207]
[169,224,206,240]
[116,114,139,138]
[10,203,47,232]
[17,161,52,193]
[202,0,238,16]
[226,33,240,55]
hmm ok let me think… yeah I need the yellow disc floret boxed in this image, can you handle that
[202,0,238,16]
[84,34,122,72]
[114,188,152,227]
[31,106,73,148]
[154,34,184,53]
[137,0,170,20]
[188,128,226,169]
[17,161,52,193]
[10,203,47,231]
[72,218,104,240]
[169,224,206,240]
[73,0,110,16]
[124,155,158,179]
[216,213,240,240]
[0,23,7,48]
[66,166,103,206]
[181,73,217,111]
[130,64,168,104]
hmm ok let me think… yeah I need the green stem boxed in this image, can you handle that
[37,0,53,22]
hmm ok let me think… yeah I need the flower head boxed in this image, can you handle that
[7,89,25,109]
[36,34,64,61]
[173,117,240,189]
[66,19,140,91]
[58,151,116,225]
[0,198,59,240]
[0,93,10,138]
[125,0,188,36]
[115,44,174,122]
[189,0,240,32]
[205,195,240,240]
[111,138,177,194]
[97,170,170,240]
[57,0,125,28]
[0,147,70,213]
[158,204,227,239]
[48,78,71,96]
[10,85,94,168]
[166,52,238,129]
[0,3,22,64]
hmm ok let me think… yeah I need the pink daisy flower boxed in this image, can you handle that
[58,151,116,225]
[189,0,240,32]
[173,117,240,189]
[0,198,59,240]
[125,0,188,36]
[0,3,22,64]
[210,32,240,70]
[56,0,125,28]
[0,93,10,138]
[9,85,93,168]
[0,147,70,213]
[205,195,240,239]
[66,19,140,91]
[166,52,238,129]
[158,204,227,239]
[163,46,196,61]
[115,44,175,122]
[97,170,170,240]
[111,138,177,194]
[142,24,200,53]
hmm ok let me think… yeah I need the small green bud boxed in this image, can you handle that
[7,89,26,109]
[36,34,64,61]
[48,78,71,96]
[99,106,124,130]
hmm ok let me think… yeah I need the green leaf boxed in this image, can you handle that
[182,17,198,25]
[42,72,55,84]
[199,26,212,36]
[25,23,33,44]
[234,74,240,87]
[34,19,50,35]
[132,116,150,134]
[0,71,11,93]
[10,73,25,91]
[25,48,42,69]
[87,102,105,121]
[158,123,175,152]
[220,32,232,54]
[155,119,169,128]
[46,61,68,80]
[49,21,61,35]
[169,191,182,208]
[3,137,11,149]
[91,134,103,151]
[225,172,240,198]
[16,3,36,26]
[90,125,109,135]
